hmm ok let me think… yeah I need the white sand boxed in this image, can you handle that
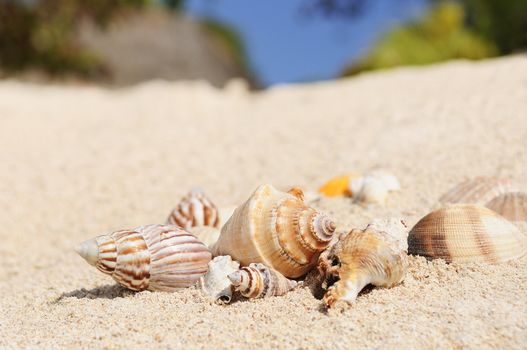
[0,56,526,349]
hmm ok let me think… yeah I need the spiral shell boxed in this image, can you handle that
[318,219,408,307]
[408,204,527,263]
[439,177,516,205]
[167,188,220,229]
[75,224,212,291]
[200,255,240,304]
[486,192,527,223]
[228,263,298,298]
[211,184,336,278]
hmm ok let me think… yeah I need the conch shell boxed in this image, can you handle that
[228,263,298,298]
[486,192,527,223]
[211,184,336,278]
[75,224,212,291]
[318,219,408,307]
[200,255,240,304]
[408,204,527,263]
[439,177,516,205]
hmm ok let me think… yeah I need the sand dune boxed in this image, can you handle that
[0,56,526,349]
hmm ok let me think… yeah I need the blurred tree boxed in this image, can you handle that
[305,0,527,75]
[342,2,497,75]
[0,0,152,77]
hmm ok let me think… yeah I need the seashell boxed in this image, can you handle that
[211,184,336,278]
[200,255,240,304]
[349,171,400,205]
[439,177,517,205]
[351,176,390,204]
[228,263,298,298]
[318,173,361,197]
[318,220,408,307]
[75,224,212,291]
[486,192,527,223]
[408,204,527,263]
[166,187,220,229]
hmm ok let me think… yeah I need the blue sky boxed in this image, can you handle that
[185,0,428,86]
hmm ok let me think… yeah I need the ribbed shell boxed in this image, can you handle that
[228,263,298,298]
[486,192,527,223]
[81,224,212,291]
[319,223,408,308]
[211,184,336,278]
[439,177,516,205]
[408,204,527,263]
[167,188,220,229]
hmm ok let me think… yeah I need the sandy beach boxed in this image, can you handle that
[1,56,526,349]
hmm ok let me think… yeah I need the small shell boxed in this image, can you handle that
[228,263,298,298]
[408,204,527,263]
[349,171,400,204]
[318,220,408,307]
[200,256,240,304]
[211,184,336,278]
[486,192,527,223]
[439,177,517,205]
[166,188,220,229]
[318,173,361,197]
[75,224,212,291]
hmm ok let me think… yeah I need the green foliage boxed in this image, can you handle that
[343,2,497,76]
[463,0,527,54]
[201,19,249,70]
[0,0,152,77]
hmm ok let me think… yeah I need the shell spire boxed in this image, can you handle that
[228,263,298,299]
[211,184,336,278]
[75,224,212,292]
[318,219,408,308]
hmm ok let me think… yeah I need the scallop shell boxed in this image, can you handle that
[75,224,212,291]
[439,177,517,205]
[318,219,408,307]
[211,184,336,278]
[228,263,298,298]
[408,204,527,263]
[486,192,527,223]
[200,255,240,304]
[166,188,220,229]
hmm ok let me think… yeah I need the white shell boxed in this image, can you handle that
[75,224,212,291]
[200,256,240,304]
[348,170,400,204]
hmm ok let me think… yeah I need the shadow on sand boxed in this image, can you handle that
[53,284,135,302]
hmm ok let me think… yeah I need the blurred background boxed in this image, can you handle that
[0,0,525,88]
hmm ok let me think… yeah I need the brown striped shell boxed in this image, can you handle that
[167,188,220,229]
[318,219,408,308]
[75,224,212,291]
[439,177,517,205]
[211,184,336,278]
[408,204,527,264]
[228,263,298,299]
[486,192,527,223]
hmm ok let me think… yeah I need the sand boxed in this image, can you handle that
[1,56,526,349]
